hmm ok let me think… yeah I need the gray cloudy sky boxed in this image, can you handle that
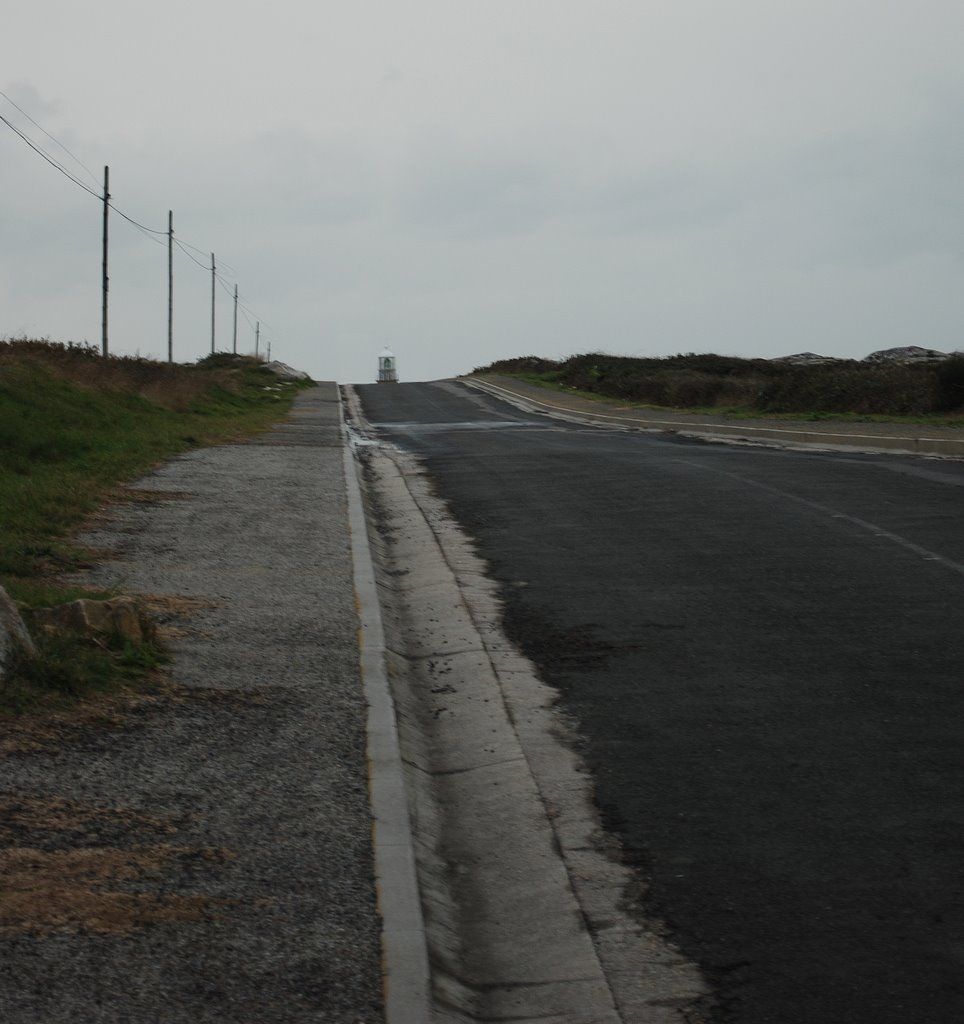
[3,1,963,383]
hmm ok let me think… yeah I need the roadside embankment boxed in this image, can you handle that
[0,341,311,710]
[466,375,964,458]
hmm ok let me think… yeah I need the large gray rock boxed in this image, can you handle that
[864,345,948,364]
[31,596,150,645]
[263,360,310,382]
[0,585,36,680]
[771,352,841,365]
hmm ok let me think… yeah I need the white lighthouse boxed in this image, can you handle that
[377,347,398,383]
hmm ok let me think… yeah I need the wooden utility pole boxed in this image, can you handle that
[232,284,238,354]
[255,321,260,359]
[167,211,174,364]
[101,166,109,357]
[210,253,216,354]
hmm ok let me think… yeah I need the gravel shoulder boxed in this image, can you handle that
[0,385,384,1023]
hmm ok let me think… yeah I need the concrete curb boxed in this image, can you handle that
[465,378,964,459]
[340,393,432,1024]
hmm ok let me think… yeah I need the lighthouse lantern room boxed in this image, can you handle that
[377,347,398,383]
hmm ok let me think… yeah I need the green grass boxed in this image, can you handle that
[0,340,312,711]
[1,627,168,714]
[687,406,964,427]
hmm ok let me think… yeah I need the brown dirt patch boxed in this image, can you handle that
[0,795,233,938]
[140,593,221,614]
[0,845,233,936]
[115,488,192,504]
[0,697,133,755]
[85,488,192,523]
[141,594,220,640]
[0,795,177,839]
[0,671,266,755]
[140,594,222,641]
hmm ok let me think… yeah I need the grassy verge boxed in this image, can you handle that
[0,339,312,711]
[473,352,964,424]
[501,374,964,426]
[1,627,168,715]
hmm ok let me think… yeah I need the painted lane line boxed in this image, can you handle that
[682,460,964,580]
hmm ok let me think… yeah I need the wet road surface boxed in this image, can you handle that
[355,380,964,1024]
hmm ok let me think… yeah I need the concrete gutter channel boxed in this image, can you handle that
[343,386,708,1023]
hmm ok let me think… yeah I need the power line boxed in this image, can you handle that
[176,240,267,334]
[173,239,243,292]
[2,106,228,263]
[109,203,167,236]
[216,273,271,336]
[238,300,268,330]
[215,274,236,300]
[173,237,211,271]
[0,88,100,187]
[1,111,165,239]
[175,235,216,260]
[2,97,275,355]
[174,235,238,275]
[0,112,101,200]
[238,305,256,331]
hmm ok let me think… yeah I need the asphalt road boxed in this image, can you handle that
[356,380,964,1024]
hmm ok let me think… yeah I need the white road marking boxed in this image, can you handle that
[682,460,964,580]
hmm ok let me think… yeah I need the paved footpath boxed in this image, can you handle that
[0,385,384,1023]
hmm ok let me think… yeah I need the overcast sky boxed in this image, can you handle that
[3,1,963,383]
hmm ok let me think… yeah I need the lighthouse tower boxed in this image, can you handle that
[377,347,398,383]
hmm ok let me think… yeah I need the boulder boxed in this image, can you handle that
[0,586,36,681]
[32,597,150,645]
[771,352,840,365]
[864,345,948,364]
[263,360,310,382]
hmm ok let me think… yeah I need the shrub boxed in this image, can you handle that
[933,355,964,412]
[472,355,560,375]
[475,349,964,417]
[757,364,937,416]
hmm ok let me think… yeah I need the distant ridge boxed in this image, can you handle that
[770,352,840,365]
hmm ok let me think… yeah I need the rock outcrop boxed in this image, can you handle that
[0,585,37,683]
[32,597,152,645]
[864,345,949,364]
[263,360,310,382]
[771,352,840,365]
